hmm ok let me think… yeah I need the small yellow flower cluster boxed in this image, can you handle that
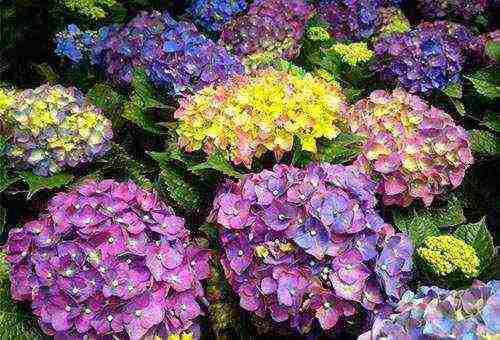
[418,235,480,279]
[61,0,117,19]
[331,42,374,66]
[307,26,331,41]
[164,333,193,340]
[377,7,411,38]
[175,69,347,167]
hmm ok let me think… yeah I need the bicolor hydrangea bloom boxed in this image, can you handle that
[348,89,473,206]
[418,235,480,279]
[360,280,499,339]
[418,0,489,21]
[219,0,314,60]
[372,21,478,94]
[55,11,244,96]
[376,6,410,39]
[210,163,413,333]
[1,84,113,177]
[2,179,211,339]
[175,69,347,167]
[187,0,248,32]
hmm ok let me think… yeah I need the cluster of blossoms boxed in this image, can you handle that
[418,0,489,21]
[211,163,413,333]
[2,179,211,339]
[61,0,117,19]
[219,0,314,60]
[175,69,347,167]
[417,235,480,279]
[361,280,499,338]
[317,0,394,42]
[376,6,410,39]
[1,85,113,177]
[55,11,244,96]
[331,42,374,67]
[187,0,248,32]
[55,24,98,63]
[372,21,478,94]
[348,89,473,206]
[306,26,331,42]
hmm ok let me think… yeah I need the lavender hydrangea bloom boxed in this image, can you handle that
[360,280,499,339]
[371,21,479,95]
[2,180,211,339]
[211,163,413,333]
[187,0,248,32]
[55,11,244,97]
[418,0,488,21]
[219,0,314,60]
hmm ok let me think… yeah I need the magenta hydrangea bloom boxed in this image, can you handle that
[219,0,314,60]
[372,21,479,95]
[210,163,413,333]
[348,89,473,207]
[359,280,499,339]
[2,180,211,340]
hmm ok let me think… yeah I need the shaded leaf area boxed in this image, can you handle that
[469,130,500,156]
[19,171,74,200]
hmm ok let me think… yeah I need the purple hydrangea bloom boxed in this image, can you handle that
[418,0,489,21]
[219,0,314,60]
[55,11,244,97]
[359,280,499,339]
[211,163,413,333]
[2,180,211,339]
[371,21,480,95]
[187,0,248,32]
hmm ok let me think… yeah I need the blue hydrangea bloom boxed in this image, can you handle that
[187,0,248,32]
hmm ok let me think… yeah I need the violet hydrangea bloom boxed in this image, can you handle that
[219,0,314,60]
[360,280,499,339]
[371,21,479,94]
[348,89,473,207]
[187,0,248,33]
[210,163,413,333]
[417,0,489,21]
[1,84,113,177]
[55,11,244,97]
[2,180,211,339]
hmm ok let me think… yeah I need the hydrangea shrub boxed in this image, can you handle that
[372,21,478,94]
[1,84,113,177]
[418,0,489,21]
[175,69,348,167]
[417,235,480,280]
[187,0,248,32]
[2,179,211,339]
[219,0,314,60]
[361,280,499,338]
[55,11,244,96]
[210,163,413,333]
[348,89,473,207]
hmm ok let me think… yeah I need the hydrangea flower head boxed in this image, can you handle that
[55,24,97,63]
[211,163,413,333]
[219,0,314,60]
[187,0,248,32]
[372,21,478,94]
[418,235,480,279]
[2,179,211,339]
[376,6,410,38]
[175,69,348,167]
[307,26,331,42]
[363,280,499,338]
[55,11,244,96]
[1,84,113,177]
[331,42,374,66]
[418,0,488,21]
[348,89,473,206]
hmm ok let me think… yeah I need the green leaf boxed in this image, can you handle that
[485,41,500,62]
[0,206,6,235]
[443,82,462,98]
[465,69,500,99]
[87,83,125,112]
[0,137,18,193]
[19,171,74,200]
[482,112,500,132]
[157,167,201,211]
[189,151,242,179]
[392,194,466,247]
[316,132,365,164]
[450,97,466,116]
[122,69,166,134]
[468,130,500,156]
[453,217,494,275]
[32,63,58,84]
[148,144,197,168]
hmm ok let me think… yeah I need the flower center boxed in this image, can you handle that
[310,230,317,236]
[237,249,244,256]
[108,236,115,243]
[107,315,114,322]
[134,310,142,317]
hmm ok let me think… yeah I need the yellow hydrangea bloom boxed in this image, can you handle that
[418,235,480,279]
[175,69,347,167]
[307,26,331,41]
[331,42,374,67]
[61,0,117,19]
